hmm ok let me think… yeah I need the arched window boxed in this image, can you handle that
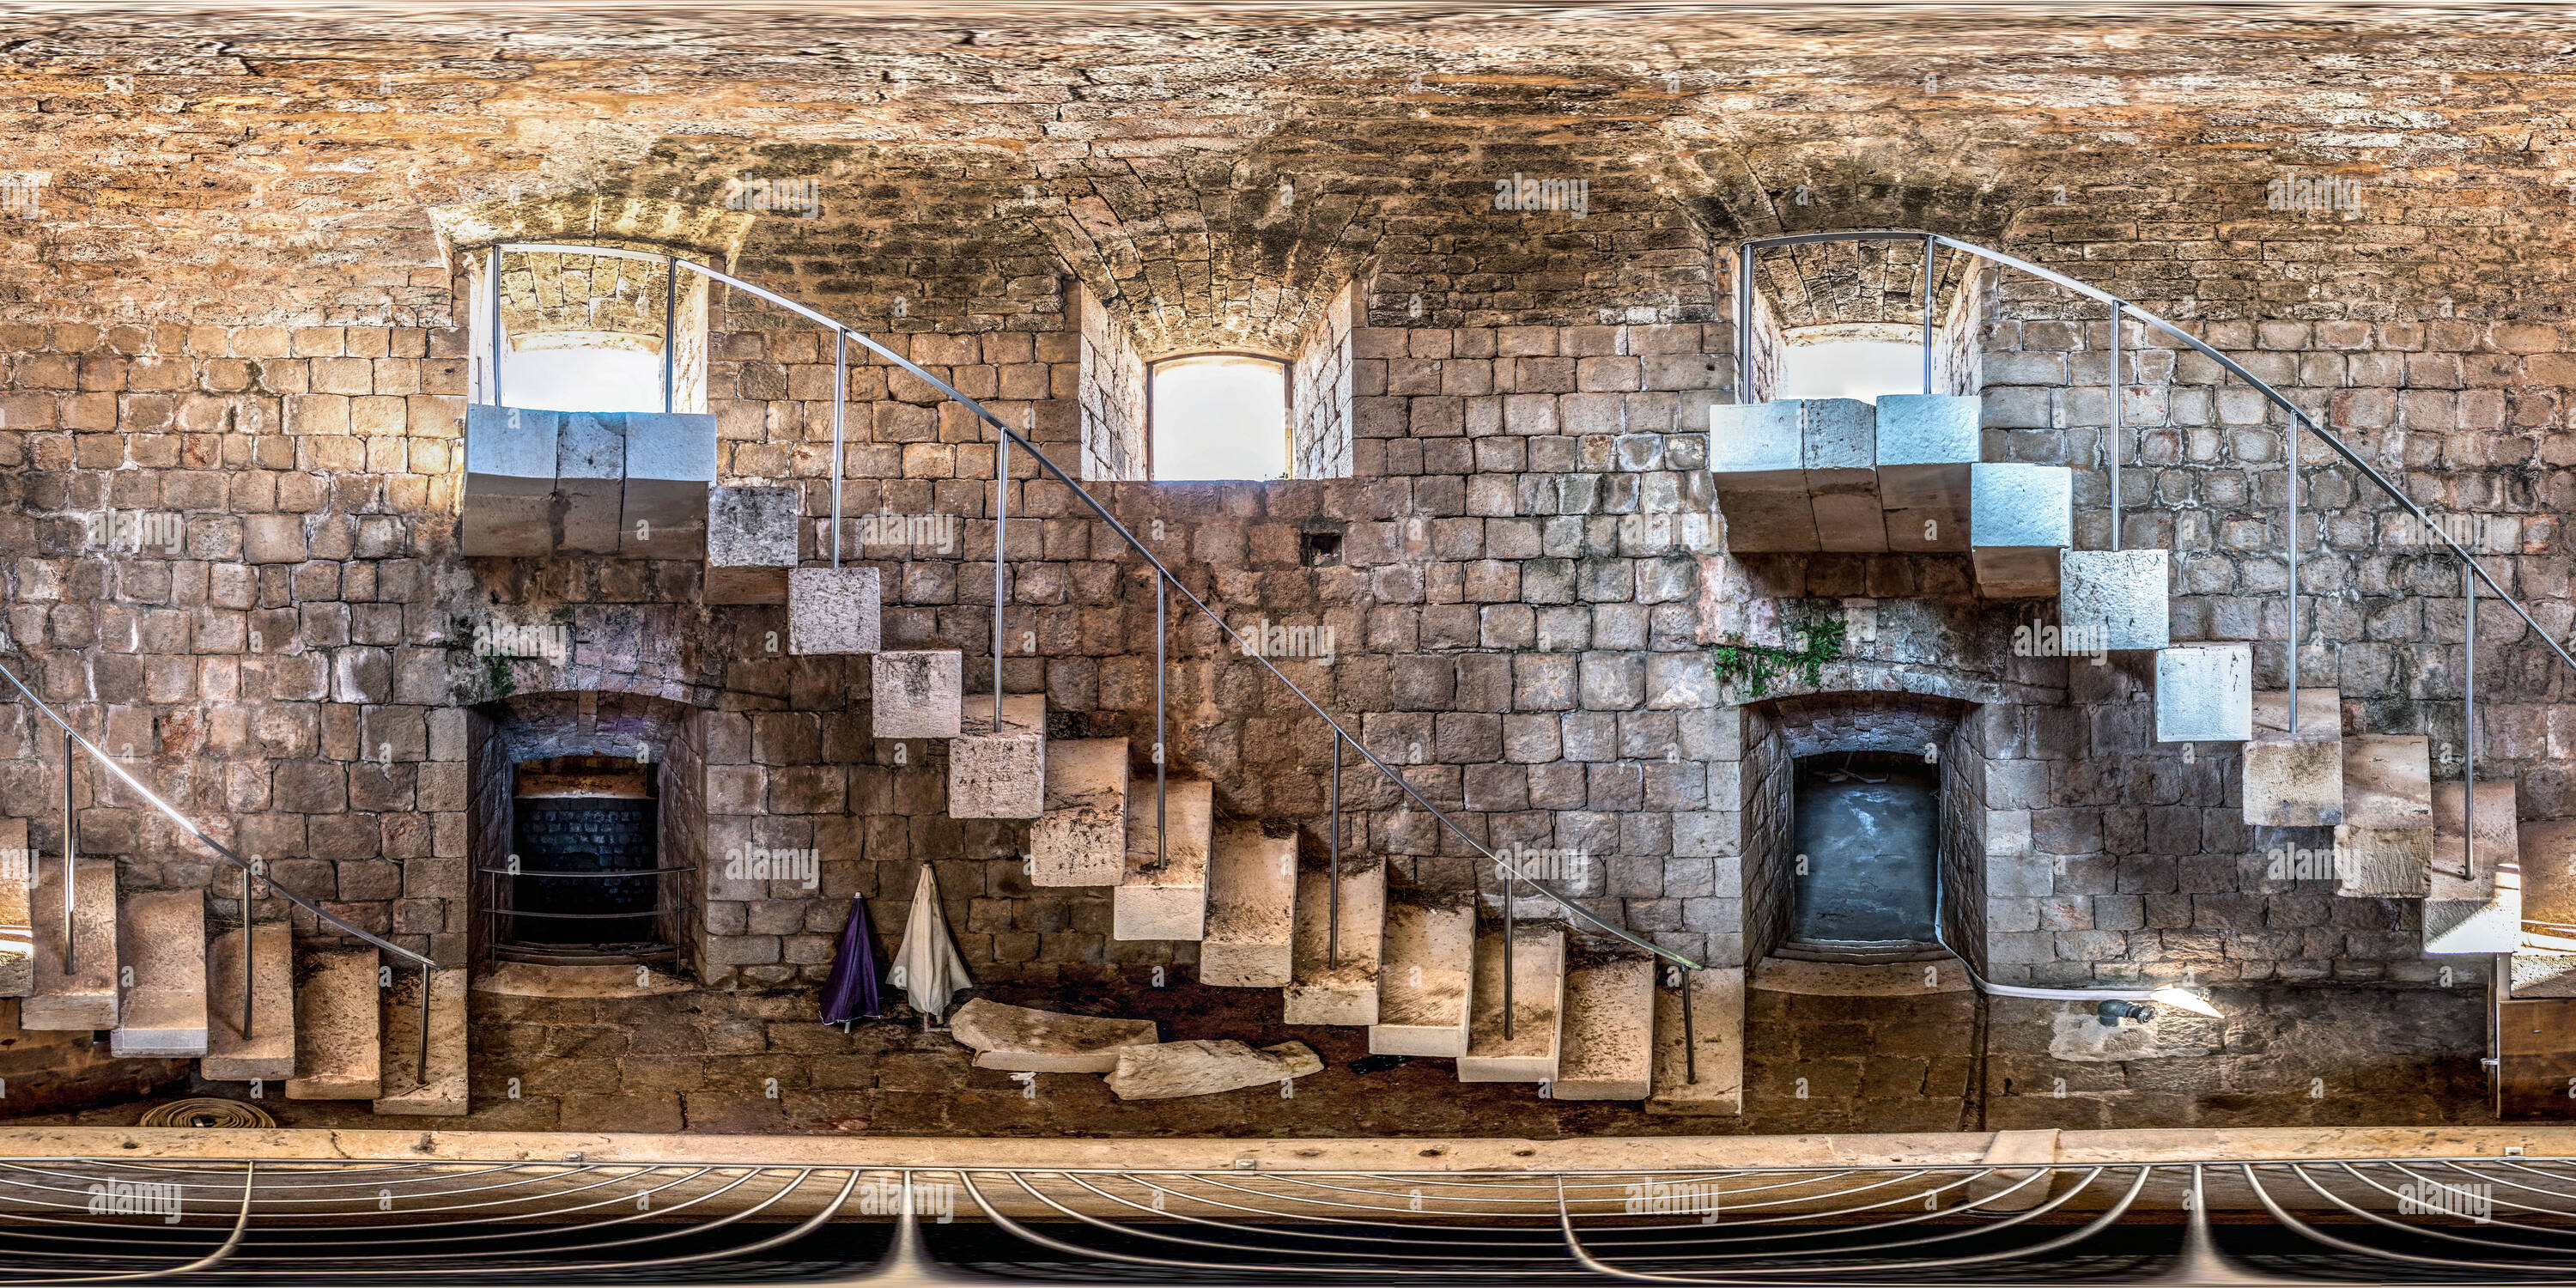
[1149,354,1290,481]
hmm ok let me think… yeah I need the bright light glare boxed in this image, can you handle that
[1151,355,1287,481]
[503,343,667,414]
[1777,338,1928,404]
[2148,986,2223,1018]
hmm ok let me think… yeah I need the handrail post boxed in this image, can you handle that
[62,729,73,973]
[1680,966,1698,1084]
[2287,404,2300,733]
[1920,234,1935,397]
[487,245,503,409]
[1502,870,1516,1042]
[416,960,432,1084]
[832,330,847,568]
[1735,242,1756,405]
[1155,576,1166,873]
[241,860,255,1042]
[1327,733,1340,969]
[993,428,1006,733]
[2108,298,2122,553]
[2465,557,2476,884]
[662,253,677,415]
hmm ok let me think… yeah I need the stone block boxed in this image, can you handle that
[2342,736,2431,829]
[1105,1039,1320,1099]
[555,412,626,555]
[24,859,118,1030]
[110,890,209,1058]
[1646,966,1743,1115]
[1801,398,1885,554]
[1458,924,1564,1083]
[1202,823,1297,988]
[2154,645,2251,742]
[2426,780,2519,954]
[1115,776,1212,941]
[703,566,788,605]
[2330,824,2430,897]
[375,966,470,1115]
[1284,854,1384,1026]
[1031,738,1127,885]
[2244,689,2344,826]
[2058,550,2170,651]
[1368,890,1474,1056]
[1875,393,1978,553]
[2522,817,2576,933]
[787,566,880,654]
[286,945,381,1099]
[620,411,718,557]
[951,733,1044,819]
[1706,401,1814,553]
[872,650,963,739]
[708,484,799,567]
[951,998,1157,1072]
[462,404,556,557]
[1551,953,1656,1100]
[1969,464,2072,598]
[203,923,295,1082]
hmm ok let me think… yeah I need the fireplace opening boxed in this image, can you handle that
[491,755,680,963]
[1782,750,1943,962]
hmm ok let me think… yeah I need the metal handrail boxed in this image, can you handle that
[484,241,1708,986]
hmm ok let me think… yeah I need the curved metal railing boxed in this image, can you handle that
[478,241,1712,1059]
[0,1153,2573,1284]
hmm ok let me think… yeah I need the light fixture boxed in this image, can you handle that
[2096,999,2154,1027]
[2148,986,2223,1018]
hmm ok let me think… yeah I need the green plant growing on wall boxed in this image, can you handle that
[1711,613,1848,698]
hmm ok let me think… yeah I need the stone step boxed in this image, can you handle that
[1646,966,1746,1116]
[2057,550,2170,651]
[1282,854,1384,1027]
[0,819,28,999]
[202,923,295,1083]
[872,650,963,739]
[2342,735,2433,829]
[1201,823,1297,988]
[1551,952,1656,1101]
[2153,645,2252,743]
[110,890,208,1059]
[23,859,117,1030]
[2330,823,2431,898]
[953,693,1048,819]
[2520,817,2576,948]
[962,692,1047,737]
[1114,777,1213,941]
[787,566,881,654]
[374,966,468,1116]
[1968,463,2072,598]
[2244,689,2344,826]
[1368,889,1475,1057]
[1457,924,1565,1084]
[1030,738,1129,887]
[2425,780,2521,955]
[285,945,382,1100]
[1874,394,1978,553]
[1707,398,1870,554]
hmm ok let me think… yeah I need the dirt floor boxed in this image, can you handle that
[4,964,2498,1138]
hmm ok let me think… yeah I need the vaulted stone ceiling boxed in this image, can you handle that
[6,3,2576,335]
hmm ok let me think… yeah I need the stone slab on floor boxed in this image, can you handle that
[1458,924,1564,1084]
[1368,889,1474,1057]
[285,945,381,1100]
[375,966,468,1116]
[202,923,295,1083]
[110,890,209,1059]
[872,650,963,739]
[1750,956,1971,996]
[1283,854,1384,1027]
[1201,823,1297,988]
[951,999,1158,1072]
[1115,777,1212,941]
[951,734,1044,819]
[787,566,881,654]
[1031,738,1128,887]
[1105,1039,1321,1100]
[1552,953,1656,1101]
[25,863,117,1030]
[1647,967,1744,1116]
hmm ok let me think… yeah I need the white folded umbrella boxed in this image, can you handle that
[889,863,972,1020]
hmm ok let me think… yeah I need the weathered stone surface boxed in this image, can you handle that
[787,566,881,654]
[702,564,788,604]
[2330,824,2430,898]
[961,693,1047,737]
[1459,924,1564,1083]
[708,484,801,566]
[2244,689,2343,826]
[24,860,117,1031]
[2154,645,2252,743]
[0,818,27,999]
[1875,393,1978,553]
[1968,464,2071,598]
[202,923,295,1083]
[873,650,963,739]
[1646,967,1744,1116]
[1801,398,1884,553]
[555,411,627,554]
[1115,776,1212,941]
[1750,956,1973,995]
[951,999,1157,1072]
[1104,1039,1321,1100]
[2048,1005,2219,1062]
[2342,735,2432,829]
[285,945,381,1101]
[375,966,469,1116]
[110,890,208,1059]
[462,404,556,557]
[951,733,1045,819]
[620,410,718,557]
[1202,823,1297,987]
[1552,953,1655,1100]
[2425,780,2519,954]
[1284,854,1384,1026]
[1032,738,1128,885]
[2057,550,2169,651]
[1369,889,1474,1056]
[1707,401,1814,554]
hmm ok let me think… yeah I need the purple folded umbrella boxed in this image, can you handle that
[819,892,888,1024]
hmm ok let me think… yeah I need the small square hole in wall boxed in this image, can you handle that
[1300,531,1343,567]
